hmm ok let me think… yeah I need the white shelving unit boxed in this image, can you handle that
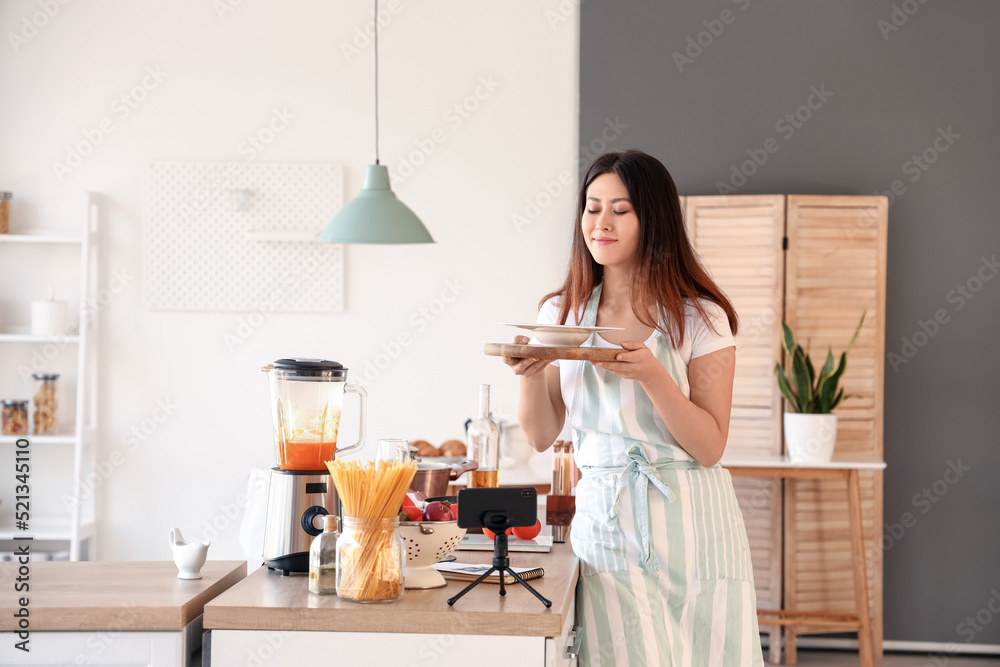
[0,194,99,560]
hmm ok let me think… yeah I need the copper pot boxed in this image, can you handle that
[410,460,478,500]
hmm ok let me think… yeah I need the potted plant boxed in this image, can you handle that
[775,313,865,463]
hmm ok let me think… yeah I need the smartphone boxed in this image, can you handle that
[456,487,537,531]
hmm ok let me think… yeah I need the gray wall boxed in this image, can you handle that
[579,1,1000,646]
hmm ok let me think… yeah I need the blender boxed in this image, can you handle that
[261,358,366,575]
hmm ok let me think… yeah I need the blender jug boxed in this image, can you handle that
[262,359,366,470]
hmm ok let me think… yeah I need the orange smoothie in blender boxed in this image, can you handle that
[278,438,339,470]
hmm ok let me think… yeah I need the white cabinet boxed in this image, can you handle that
[208,612,579,667]
[0,621,200,667]
[0,193,99,560]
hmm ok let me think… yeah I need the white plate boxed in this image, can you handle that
[502,323,624,347]
[502,323,625,334]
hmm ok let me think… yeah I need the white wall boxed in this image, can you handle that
[0,0,579,560]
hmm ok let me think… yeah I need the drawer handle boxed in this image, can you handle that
[564,625,584,658]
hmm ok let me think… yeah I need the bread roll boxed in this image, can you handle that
[411,439,439,457]
[439,439,467,458]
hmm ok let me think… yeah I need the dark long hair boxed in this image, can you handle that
[541,150,738,348]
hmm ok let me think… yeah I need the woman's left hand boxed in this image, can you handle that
[594,341,667,385]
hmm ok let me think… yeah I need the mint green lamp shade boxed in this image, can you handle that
[319,164,433,244]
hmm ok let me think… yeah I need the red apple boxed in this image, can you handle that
[422,500,455,522]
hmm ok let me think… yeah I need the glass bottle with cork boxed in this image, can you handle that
[467,384,500,488]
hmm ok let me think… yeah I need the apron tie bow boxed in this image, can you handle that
[607,445,676,573]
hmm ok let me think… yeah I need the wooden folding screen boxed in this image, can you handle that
[682,195,787,651]
[783,196,887,659]
[682,194,887,660]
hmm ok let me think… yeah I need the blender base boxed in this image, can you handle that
[264,552,308,576]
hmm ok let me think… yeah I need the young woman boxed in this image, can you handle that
[505,150,764,666]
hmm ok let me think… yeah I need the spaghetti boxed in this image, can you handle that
[326,458,417,602]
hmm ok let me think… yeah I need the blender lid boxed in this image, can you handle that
[266,358,347,377]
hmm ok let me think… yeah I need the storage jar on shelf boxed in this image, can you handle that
[1,400,29,435]
[32,373,59,435]
[0,192,11,234]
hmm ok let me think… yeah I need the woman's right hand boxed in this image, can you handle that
[502,335,550,377]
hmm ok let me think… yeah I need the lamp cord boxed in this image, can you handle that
[374,0,380,165]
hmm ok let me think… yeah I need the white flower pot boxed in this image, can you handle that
[783,413,838,464]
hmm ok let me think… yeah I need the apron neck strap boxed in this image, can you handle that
[581,283,603,328]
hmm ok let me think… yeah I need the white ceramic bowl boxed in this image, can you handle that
[398,520,467,589]
[533,328,591,346]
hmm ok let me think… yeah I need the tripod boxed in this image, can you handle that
[447,532,551,607]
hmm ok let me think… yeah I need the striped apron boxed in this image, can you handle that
[567,285,763,666]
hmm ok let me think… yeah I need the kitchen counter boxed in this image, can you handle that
[0,560,246,666]
[206,541,577,637]
[205,543,581,666]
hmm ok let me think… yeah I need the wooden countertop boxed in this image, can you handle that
[0,560,246,631]
[205,542,579,638]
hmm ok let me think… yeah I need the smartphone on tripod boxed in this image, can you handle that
[448,487,551,608]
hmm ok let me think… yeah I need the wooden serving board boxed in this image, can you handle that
[483,343,620,362]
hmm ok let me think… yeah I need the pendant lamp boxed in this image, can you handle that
[319,0,434,244]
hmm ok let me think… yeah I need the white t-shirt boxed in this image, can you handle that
[536,295,735,400]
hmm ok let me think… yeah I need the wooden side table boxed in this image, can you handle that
[722,455,886,667]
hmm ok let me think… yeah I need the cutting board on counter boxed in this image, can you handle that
[483,343,619,362]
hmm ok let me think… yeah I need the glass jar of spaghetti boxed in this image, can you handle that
[335,516,405,603]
